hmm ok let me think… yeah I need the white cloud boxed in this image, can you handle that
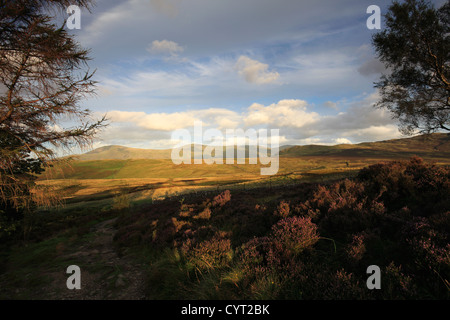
[147,40,184,56]
[96,92,402,149]
[335,138,352,144]
[293,91,402,143]
[190,108,241,129]
[342,125,402,142]
[244,99,319,127]
[107,110,198,131]
[102,100,320,145]
[93,125,176,149]
[235,56,280,84]
[307,92,394,133]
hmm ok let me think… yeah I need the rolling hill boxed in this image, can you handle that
[75,144,271,161]
[38,132,450,219]
[75,133,450,161]
[281,132,450,158]
[74,145,172,160]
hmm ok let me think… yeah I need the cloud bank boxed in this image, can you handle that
[95,91,402,149]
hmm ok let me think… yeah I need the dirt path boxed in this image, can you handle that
[42,217,147,300]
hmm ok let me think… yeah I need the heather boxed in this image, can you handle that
[112,157,450,299]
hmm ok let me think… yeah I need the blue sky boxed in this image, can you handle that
[67,0,445,149]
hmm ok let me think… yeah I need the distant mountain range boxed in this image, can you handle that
[76,145,172,160]
[74,133,450,161]
[74,144,272,160]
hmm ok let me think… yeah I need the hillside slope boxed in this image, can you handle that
[280,133,450,158]
[75,144,271,161]
[75,145,172,160]
[76,133,450,161]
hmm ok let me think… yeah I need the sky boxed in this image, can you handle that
[65,0,445,150]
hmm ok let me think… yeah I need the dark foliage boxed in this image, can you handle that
[113,158,449,299]
[372,0,450,134]
[0,0,106,216]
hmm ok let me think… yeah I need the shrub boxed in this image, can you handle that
[179,203,195,218]
[271,216,319,257]
[240,236,270,269]
[301,179,381,237]
[194,207,211,220]
[402,217,450,295]
[239,216,319,287]
[211,190,231,207]
[346,233,367,263]
[304,179,365,214]
[274,200,290,218]
[382,262,418,299]
[313,268,367,300]
[110,157,449,299]
[181,235,233,271]
[358,156,450,214]
[152,218,178,246]
[112,193,130,211]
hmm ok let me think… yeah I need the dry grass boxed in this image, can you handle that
[36,133,450,208]
[37,151,450,208]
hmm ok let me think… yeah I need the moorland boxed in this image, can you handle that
[0,133,449,300]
